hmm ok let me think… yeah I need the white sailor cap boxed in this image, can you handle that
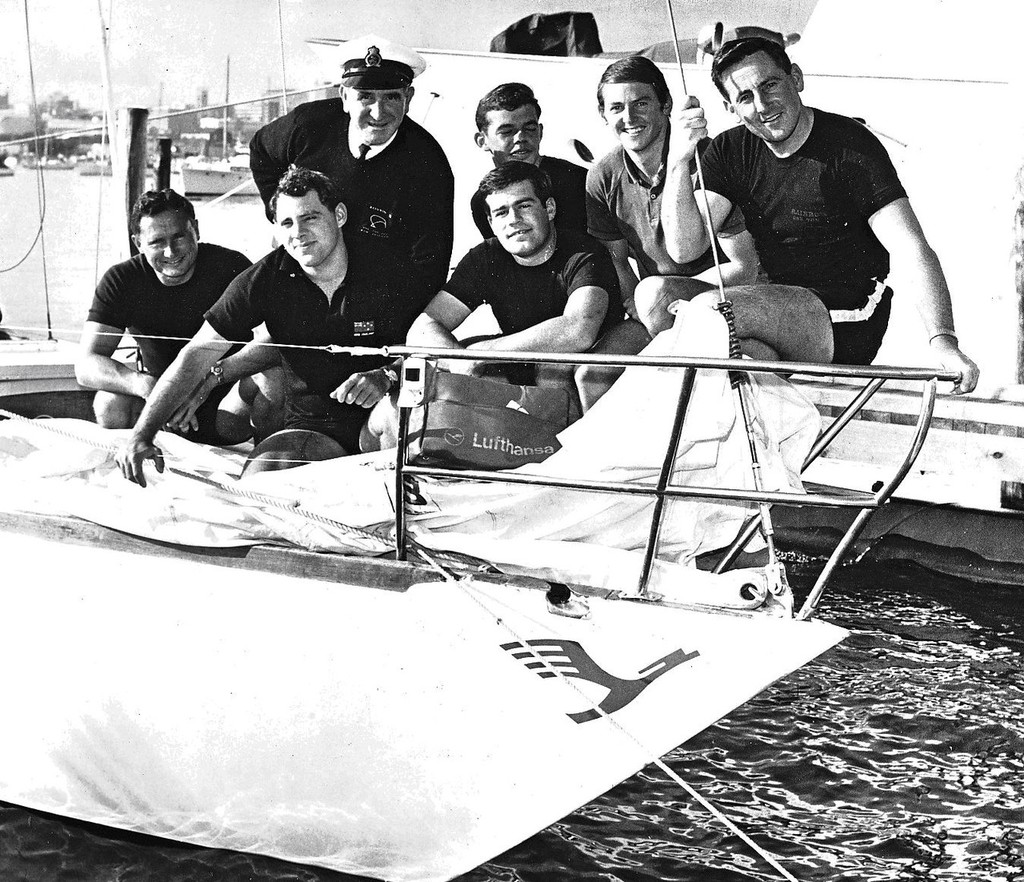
[336,35,426,89]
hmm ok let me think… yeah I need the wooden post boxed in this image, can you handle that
[115,107,149,257]
[157,137,172,190]
[1015,154,1024,385]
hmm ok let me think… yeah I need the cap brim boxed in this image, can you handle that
[341,69,413,89]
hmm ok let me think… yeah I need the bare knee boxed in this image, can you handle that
[634,277,675,336]
[361,394,399,452]
[93,391,140,429]
[635,277,715,336]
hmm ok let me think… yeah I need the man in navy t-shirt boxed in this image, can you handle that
[77,189,282,444]
[660,37,978,392]
[409,161,620,412]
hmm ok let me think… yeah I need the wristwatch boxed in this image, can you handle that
[380,366,399,390]
[209,361,225,385]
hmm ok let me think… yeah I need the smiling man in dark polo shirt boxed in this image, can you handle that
[409,161,620,413]
[116,168,421,486]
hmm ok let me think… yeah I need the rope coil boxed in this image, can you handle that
[713,299,745,388]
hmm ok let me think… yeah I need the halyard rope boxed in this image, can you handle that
[663,0,782,580]
[0,407,390,552]
[411,542,800,882]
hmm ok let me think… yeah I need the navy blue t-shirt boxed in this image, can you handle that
[444,228,621,342]
[88,243,251,375]
[700,109,906,310]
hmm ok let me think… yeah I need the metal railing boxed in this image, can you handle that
[370,343,959,618]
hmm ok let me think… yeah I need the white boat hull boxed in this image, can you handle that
[180,165,257,196]
[0,529,844,881]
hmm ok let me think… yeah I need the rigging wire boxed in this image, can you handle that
[411,544,799,882]
[663,0,783,581]
[276,0,289,114]
[0,0,47,278]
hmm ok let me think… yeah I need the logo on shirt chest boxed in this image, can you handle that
[360,204,393,239]
[353,320,375,336]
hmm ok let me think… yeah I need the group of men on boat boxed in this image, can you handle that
[68,32,979,485]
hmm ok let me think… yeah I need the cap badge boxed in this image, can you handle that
[365,45,382,68]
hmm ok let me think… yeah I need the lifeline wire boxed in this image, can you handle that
[411,544,799,882]
[0,325,340,353]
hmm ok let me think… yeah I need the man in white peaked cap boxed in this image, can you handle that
[250,34,454,312]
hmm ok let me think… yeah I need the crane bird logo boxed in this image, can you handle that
[501,639,699,723]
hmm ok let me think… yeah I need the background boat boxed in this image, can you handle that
[179,154,257,196]
[76,158,112,176]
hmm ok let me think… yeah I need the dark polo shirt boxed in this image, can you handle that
[205,245,428,441]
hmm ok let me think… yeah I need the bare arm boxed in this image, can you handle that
[217,328,281,382]
[116,322,233,485]
[601,238,640,320]
[407,291,472,349]
[470,285,608,354]
[662,99,735,264]
[75,321,156,400]
[692,229,760,288]
[166,329,281,432]
[869,198,979,393]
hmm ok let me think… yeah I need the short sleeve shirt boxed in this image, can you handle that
[87,243,251,376]
[586,133,744,278]
[205,245,429,400]
[443,228,621,341]
[699,109,907,310]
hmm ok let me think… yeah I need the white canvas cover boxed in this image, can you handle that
[0,303,820,595]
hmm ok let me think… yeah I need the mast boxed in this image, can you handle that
[222,55,230,159]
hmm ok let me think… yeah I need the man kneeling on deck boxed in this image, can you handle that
[117,167,418,486]
[77,188,283,444]
[408,161,621,413]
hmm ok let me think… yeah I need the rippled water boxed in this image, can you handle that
[1,560,1021,882]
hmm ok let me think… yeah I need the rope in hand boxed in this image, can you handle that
[663,0,784,593]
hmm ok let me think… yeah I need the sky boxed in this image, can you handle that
[0,0,819,112]
[0,0,1009,117]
